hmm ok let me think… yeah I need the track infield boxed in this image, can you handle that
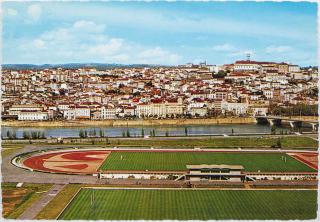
[100,151,316,172]
[58,189,317,220]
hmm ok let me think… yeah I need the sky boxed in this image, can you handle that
[2,1,318,66]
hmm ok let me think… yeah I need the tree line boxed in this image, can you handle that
[79,129,105,138]
[3,130,46,139]
[121,127,189,138]
[269,104,318,116]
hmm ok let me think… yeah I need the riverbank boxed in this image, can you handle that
[2,135,318,149]
[1,117,256,127]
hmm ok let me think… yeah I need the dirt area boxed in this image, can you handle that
[287,153,318,170]
[2,188,31,218]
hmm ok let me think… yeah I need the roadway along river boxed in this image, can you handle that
[1,123,311,139]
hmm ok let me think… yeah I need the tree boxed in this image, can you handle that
[152,129,156,137]
[6,130,11,139]
[105,137,109,145]
[165,131,169,137]
[231,128,234,135]
[141,128,145,137]
[126,129,131,137]
[79,130,84,138]
[213,70,227,78]
[99,129,104,137]
[122,131,126,138]
[271,126,276,135]
[277,138,282,148]
[12,131,17,139]
[93,129,97,137]
[84,130,88,138]
[23,131,28,139]
[184,127,188,136]
[270,104,318,116]
[31,131,37,139]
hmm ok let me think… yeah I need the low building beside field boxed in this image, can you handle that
[185,164,245,182]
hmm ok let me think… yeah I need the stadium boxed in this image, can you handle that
[7,146,317,220]
[12,147,317,184]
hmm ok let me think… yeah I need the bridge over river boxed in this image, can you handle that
[255,116,318,130]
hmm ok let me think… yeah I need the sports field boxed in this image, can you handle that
[100,152,315,172]
[59,189,317,220]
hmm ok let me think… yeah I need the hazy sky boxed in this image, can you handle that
[3,1,317,66]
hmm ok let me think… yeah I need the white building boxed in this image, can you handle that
[101,105,117,119]
[63,107,91,120]
[250,107,269,116]
[263,89,273,99]
[18,111,48,121]
[221,102,248,115]
[288,65,301,73]
[136,99,184,118]
[189,107,208,117]
[234,61,261,72]
[8,104,43,116]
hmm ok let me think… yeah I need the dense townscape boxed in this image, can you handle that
[1,59,318,121]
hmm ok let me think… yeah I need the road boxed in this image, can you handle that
[18,184,66,220]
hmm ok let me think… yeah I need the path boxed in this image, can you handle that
[18,184,66,220]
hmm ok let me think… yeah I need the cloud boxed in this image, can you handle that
[15,21,182,65]
[212,43,236,52]
[47,4,313,42]
[73,20,106,33]
[27,4,42,22]
[228,50,255,59]
[88,39,125,56]
[33,39,46,49]
[137,47,181,64]
[265,45,293,54]
[7,8,18,16]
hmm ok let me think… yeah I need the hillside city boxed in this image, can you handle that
[1,59,318,121]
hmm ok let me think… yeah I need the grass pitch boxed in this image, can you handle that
[100,152,314,172]
[59,189,317,220]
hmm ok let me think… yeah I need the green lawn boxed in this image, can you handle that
[36,184,82,220]
[1,144,26,158]
[59,189,317,220]
[100,152,314,172]
[107,136,318,148]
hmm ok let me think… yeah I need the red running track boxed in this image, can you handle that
[23,150,110,174]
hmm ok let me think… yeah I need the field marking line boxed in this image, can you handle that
[55,186,83,220]
[95,151,111,173]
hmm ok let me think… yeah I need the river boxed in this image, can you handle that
[1,123,311,139]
